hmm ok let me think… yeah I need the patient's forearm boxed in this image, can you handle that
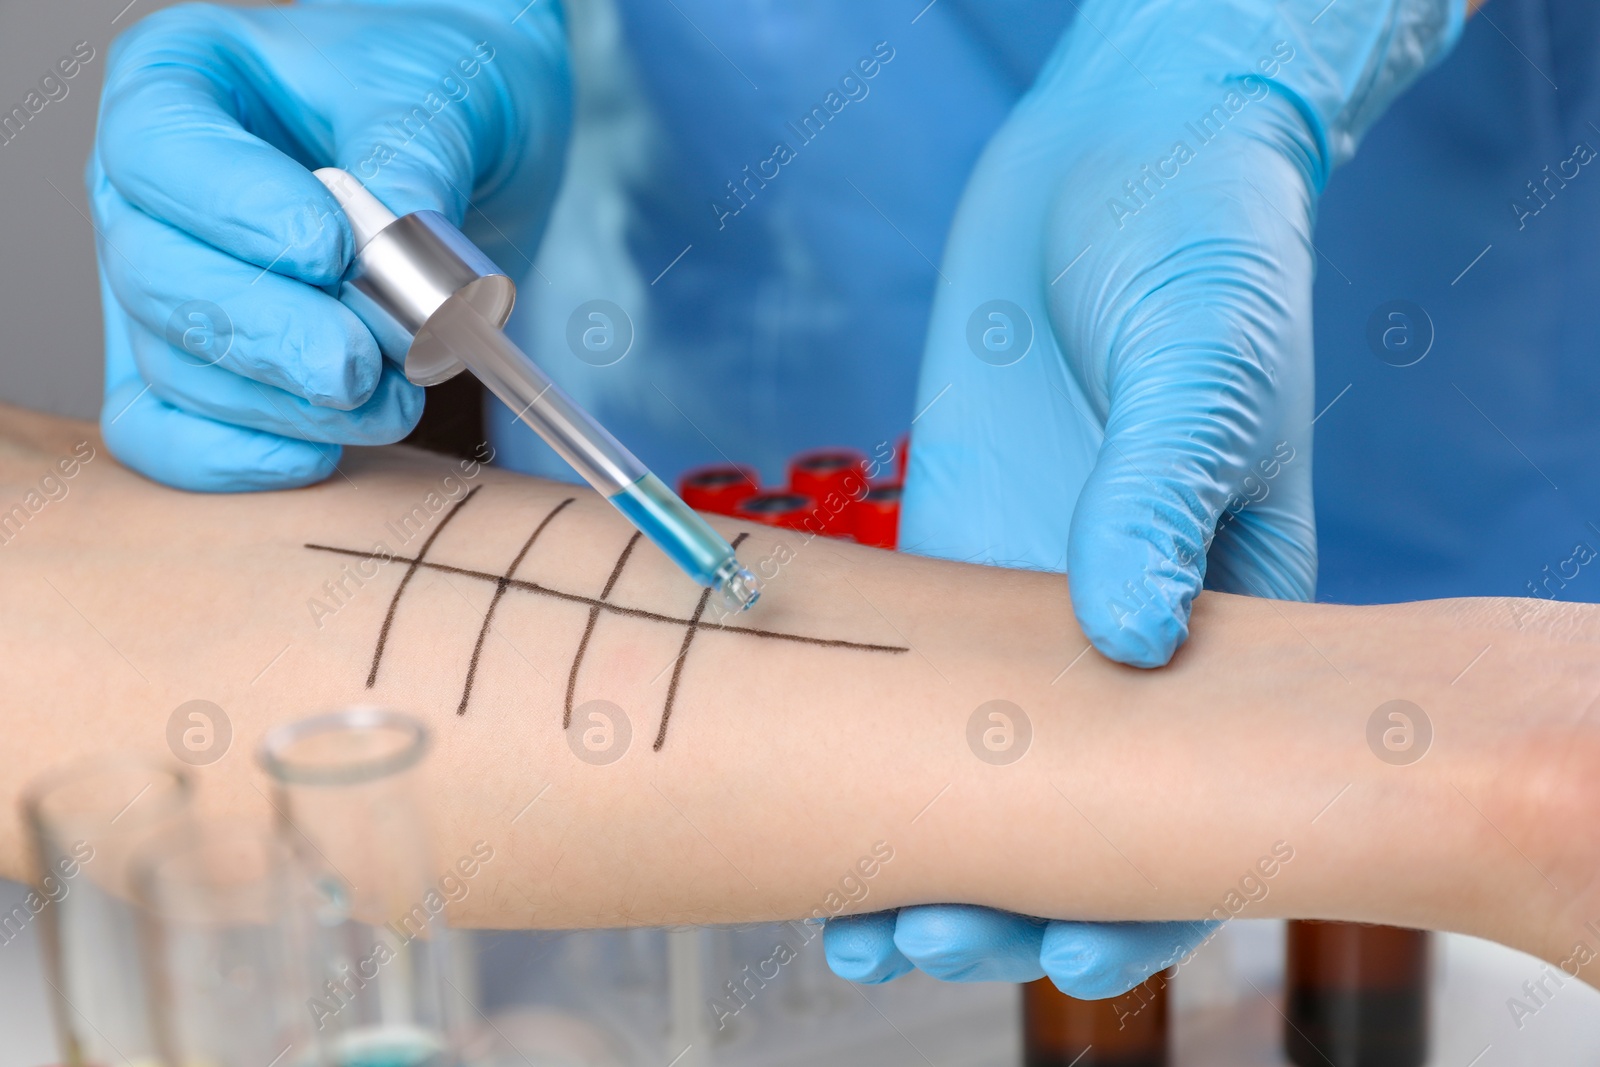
[2,406,1597,979]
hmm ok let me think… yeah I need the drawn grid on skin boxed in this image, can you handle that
[457,498,576,715]
[564,531,643,729]
[308,545,909,652]
[305,510,910,747]
[366,485,482,687]
[652,532,748,752]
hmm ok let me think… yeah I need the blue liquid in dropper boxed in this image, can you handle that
[609,473,758,613]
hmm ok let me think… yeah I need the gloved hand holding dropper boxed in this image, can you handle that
[91,0,570,491]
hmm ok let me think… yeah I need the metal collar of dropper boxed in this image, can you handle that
[312,167,516,387]
[314,169,761,614]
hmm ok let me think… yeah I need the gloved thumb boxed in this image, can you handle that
[1066,394,1234,667]
[1066,326,1315,668]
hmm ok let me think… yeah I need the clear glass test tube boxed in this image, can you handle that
[257,708,453,1067]
[134,819,313,1067]
[23,754,193,1067]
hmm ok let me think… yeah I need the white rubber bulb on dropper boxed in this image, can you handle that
[312,167,397,251]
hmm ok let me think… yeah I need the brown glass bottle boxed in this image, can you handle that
[1285,922,1428,1067]
[1023,972,1169,1067]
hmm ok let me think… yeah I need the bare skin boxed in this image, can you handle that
[2,404,1598,986]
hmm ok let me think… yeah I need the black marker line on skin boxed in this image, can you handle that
[457,498,575,715]
[366,485,482,687]
[565,531,643,728]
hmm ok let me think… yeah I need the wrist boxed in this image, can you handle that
[1340,599,1600,973]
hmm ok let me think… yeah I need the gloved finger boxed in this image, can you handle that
[97,5,351,284]
[128,320,423,447]
[1203,481,1317,601]
[1060,164,1316,668]
[892,905,1048,983]
[823,912,915,984]
[95,170,383,410]
[101,374,340,493]
[1040,920,1219,1000]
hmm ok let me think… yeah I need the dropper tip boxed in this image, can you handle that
[717,565,761,613]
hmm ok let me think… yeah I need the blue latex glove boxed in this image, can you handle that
[903,0,1466,665]
[826,908,1217,999]
[841,0,1466,999]
[92,0,570,491]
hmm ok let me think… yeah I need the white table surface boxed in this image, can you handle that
[3,877,1595,1067]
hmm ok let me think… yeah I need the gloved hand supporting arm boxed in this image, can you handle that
[865,0,1467,998]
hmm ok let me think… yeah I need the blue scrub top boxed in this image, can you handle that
[489,0,1598,607]
[489,0,1070,484]
[1312,0,1600,605]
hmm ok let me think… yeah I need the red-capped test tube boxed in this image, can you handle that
[788,448,869,537]
[735,491,820,532]
[679,464,760,517]
[851,484,902,549]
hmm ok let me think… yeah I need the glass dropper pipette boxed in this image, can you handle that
[314,168,759,613]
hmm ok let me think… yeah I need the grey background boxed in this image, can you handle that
[0,6,184,1064]
[0,0,197,421]
[0,3,166,1055]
